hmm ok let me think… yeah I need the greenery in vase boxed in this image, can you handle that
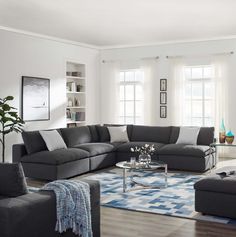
[130,144,155,155]
[0,96,24,163]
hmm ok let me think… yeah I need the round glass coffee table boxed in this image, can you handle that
[116,161,168,192]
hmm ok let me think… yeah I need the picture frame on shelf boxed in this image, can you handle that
[160,79,167,91]
[21,76,50,121]
[160,106,167,118]
[160,92,167,104]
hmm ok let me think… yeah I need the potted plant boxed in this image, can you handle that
[131,144,156,166]
[0,96,24,163]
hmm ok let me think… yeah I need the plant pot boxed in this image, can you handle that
[226,136,234,144]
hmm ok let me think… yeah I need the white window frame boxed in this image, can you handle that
[119,69,144,124]
[183,65,215,127]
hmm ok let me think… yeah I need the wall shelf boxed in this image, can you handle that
[66,76,85,80]
[66,120,86,124]
[66,92,85,94]
[66,62,86,127]
[67,106,86,109]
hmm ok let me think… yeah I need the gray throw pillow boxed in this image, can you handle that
[39,130,67,151]
[0,163,28,197]
[176,126,200,145]
[107,126,129,143]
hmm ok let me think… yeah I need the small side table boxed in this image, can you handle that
[210,142,236,166]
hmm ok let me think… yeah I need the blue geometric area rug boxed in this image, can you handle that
[87,169,236,225]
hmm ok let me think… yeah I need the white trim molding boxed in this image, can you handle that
[0,25,99,50]
[100,36,236,50]
[1,25,236,50]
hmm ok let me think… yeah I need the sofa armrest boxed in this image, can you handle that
[82,179,100,237]
[12,144,27,163]
[0,192,58,237]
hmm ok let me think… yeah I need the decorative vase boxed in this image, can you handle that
[225,130,234,144]
[138,154,151,166]
[219,119,226,143]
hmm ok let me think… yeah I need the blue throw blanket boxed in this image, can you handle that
[41,180,92,237]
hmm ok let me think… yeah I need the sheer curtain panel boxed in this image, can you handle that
[101,61,120,124]
[169,58,185,125]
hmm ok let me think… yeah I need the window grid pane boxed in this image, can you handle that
[119,70,144,125]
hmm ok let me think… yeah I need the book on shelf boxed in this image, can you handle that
[75,112,85,121]
[67,82,76,92]
[69,111,85,122]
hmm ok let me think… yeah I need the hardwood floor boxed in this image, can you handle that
[101,207,236,237]
[27,157,236,237]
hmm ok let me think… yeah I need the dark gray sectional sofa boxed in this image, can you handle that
[13,125,216,180]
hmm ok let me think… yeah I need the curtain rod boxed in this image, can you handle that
[102,56,159,63]
[166,51,234,59]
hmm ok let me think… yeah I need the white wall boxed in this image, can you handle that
[0,30,100,162]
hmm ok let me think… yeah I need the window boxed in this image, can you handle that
[119,70,144,124]
[183,65,215,126]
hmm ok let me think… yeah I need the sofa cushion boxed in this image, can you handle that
[95,125,109,142]
[159,144,211,157]
[0,163,28,197]
[197,127,215,145]
[22,131,47,154]
[131,125,171,144]
[60,126,92,147]
[116,142,165,154]
[194,171,236,195]
[74,143,115,156]
[169,126,214,145]
[20,148,89,165]
[88,125,100,142]
[169,126,180,144]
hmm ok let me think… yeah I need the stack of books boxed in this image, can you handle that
[71,112,85,121]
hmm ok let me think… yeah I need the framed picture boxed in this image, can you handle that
[160,106,167,118]
[160,79,167,91]
[160,92,167,104]
[22,76,50,121]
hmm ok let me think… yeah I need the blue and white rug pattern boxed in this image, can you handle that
[87,169,236,225]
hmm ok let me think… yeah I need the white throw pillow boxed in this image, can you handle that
[39,130,67,151]
[107,126,129,143]
[176,127,200,145]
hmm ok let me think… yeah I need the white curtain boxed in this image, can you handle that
[101,61,120,124]
[169,55,231,157]
[212,56,230,157]
[140,59,158,125]
[169,58,185,125]
[212,56,229,134]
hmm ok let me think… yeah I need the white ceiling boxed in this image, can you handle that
[0,0,236,48]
